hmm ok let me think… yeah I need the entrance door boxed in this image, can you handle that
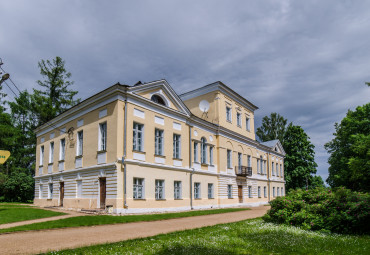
[99,178,106,209]
[59,182,64,207]
[238,185,243,203]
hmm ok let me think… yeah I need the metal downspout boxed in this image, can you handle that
[123,95,128,208]
[267,152,271,202]
[189,125,193,210]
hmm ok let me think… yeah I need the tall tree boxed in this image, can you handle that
[256,112,290,143]
[283,125,318,191]
[325,103,370,192]
[33,56,80,125]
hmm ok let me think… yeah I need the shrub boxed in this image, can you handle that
[263,187,370,234]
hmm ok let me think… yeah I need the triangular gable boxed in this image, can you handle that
[260,139,286,156]
[128,79,191,115]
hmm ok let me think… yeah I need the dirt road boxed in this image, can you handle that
[0,206,269,255]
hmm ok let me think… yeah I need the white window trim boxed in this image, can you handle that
[227,184,233,199]
[174,181,182,199]
[48,183,53,199]
[226,106,232,122]
[155,129,164,156]
[194,182,201,199]
[227,149,232,169]
[236,112,242,127]
[49,142,54,164]
[208,183,214,199]
[59,139,65,161]
[40,145,44,166]
[155,179,165,200]
[133,178,145,199]
[77,130,83,156]
[133,122,144,152]
[98,122,107,151]
[173,134,181,159]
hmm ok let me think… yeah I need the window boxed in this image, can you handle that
[60,139,65,161]
[226,106,232,122]
[174,181,182,199]
[260,156,263,174]
[48,183,53,199]
[227,149,232,168]
[194,182,200,199]
[248,186,252,198]
[155,129,164,155]
[280,164,283,177]
[277,163,279,176]
[277,187,280,196]
[264,186,267,198]
[208,183,214,199]
[49,142,54,163]
[77,131,83,156]
[257,158,260,174]
[236,112,242,127]
[155,180,165,200]
[209,147,214,165]
[201,137,207,164]
[151,95,166,106]
[194,142,199,162]
[247,155,251,167]
[246,117,250,131]
[264,161,266,174]
[273,187,275,197]
[133,178,144,199]
[99,122,107,151]
[133,123,144,151]
[227,185,233,198]
[272,162,275,176]
[39,184,43,199]
[76,180,82,198]
[40,145,44,165]
[258,186,261,198]
[173,134,181,159]
[281,187,284,196]
[238,152,242,168]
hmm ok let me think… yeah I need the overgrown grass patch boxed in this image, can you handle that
[45,218,370,255]
[0,205,66,224]
[0,208,249,233]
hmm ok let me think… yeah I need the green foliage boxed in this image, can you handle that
[283,125,318,191]
[0,170,34,202]
[33,56,80,125]
[264,187,370,234]
[325,103,370,192]
[46,219,370,255]
[256,112,290,143]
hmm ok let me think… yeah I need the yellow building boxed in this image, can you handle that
[34,80,285,213]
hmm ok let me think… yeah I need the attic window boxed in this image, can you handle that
[275,147,278,152]
[151,95,166,106]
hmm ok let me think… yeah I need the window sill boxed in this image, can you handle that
[48,163,53,166]
[58,160,65,163]
[226,120,232,123]
[75,155,83,159]
[208,197,214,199]
[173,158,182,161]
[194,198,202,200]
[228,197,233,199]
[237,125,242,128]
[174,198,183,200]
[154,154,166,158]
[155,199,166,201]
[133,150,146,154]
[97,150,107,153]
[133,198,146,201]
[201,163,209,166]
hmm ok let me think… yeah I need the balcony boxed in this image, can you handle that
[235,166,252,177]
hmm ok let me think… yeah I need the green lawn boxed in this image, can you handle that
[0,208,249,233]
[44,218,370,255]
[0,203,66,224]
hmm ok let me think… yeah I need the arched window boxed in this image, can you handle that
[151,95,166,106]
[201,137,207,164]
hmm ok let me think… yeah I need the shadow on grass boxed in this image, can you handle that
[155,244,237,255]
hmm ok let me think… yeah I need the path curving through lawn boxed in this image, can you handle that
[0,206,269,255]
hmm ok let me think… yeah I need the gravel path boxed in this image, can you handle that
[0,206,269,255]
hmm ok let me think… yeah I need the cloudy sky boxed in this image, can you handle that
[1,0,369,182]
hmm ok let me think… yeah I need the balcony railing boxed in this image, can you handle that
[235,166,252,177]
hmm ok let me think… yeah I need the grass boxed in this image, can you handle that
[0,203,66,224]
[0,207,249,233]
[45,218,370,255]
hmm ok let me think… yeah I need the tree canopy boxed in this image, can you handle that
[325,103,370,192]
[256,112,291,144]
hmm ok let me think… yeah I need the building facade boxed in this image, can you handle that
[34,80,285,213]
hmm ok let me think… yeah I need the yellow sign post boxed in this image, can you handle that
[0,150,11,164]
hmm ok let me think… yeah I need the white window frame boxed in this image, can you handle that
[236,112,242,127]
[257,158,260,174]
[208,183,214,199]
[77,130,83,156]
[39,184,43,199]
[209,146,214,165]
[49,142,54,164]
[248,186,252,198]
[246,117,250,131]
[273,187,276,197]
[40,145,44,166]
[277,187,280,196]
[99,122,107,151]
[194,182,201,199]
[227,184,233,199]
[272,162,275,176]
[174,181,182,199]
[194,142,199,163]
[155,179,165,200]
[76,180,82,198]
[59,139,65,161]
[133,122,144,152]
[173,134,181,159]
[258,186,261,198]
[201,137,207,164]
[280,164,283,177]
[281,187,284,196]
[226,106,232,122]
[154,129,164,156]
[227,149,232,169]
[247,155,251,167]
[133,178,144,199]
[48,183,53,199]
[264,186,267,198]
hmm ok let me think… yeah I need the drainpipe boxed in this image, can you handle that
[123,94,128,208]
[189,125,193,210]
[267,152,271,202]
